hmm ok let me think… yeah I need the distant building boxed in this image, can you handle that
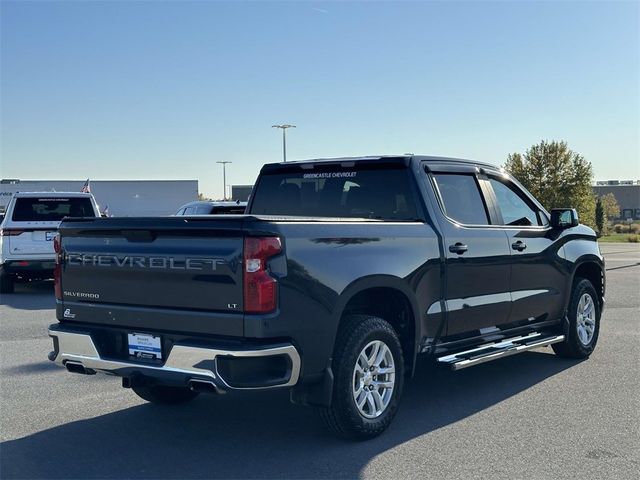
[595,180,638,186]
[231,184,253,202]
[0,179,198,216]
[593,181,640,220]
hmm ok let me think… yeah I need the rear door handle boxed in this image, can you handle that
[512,240,527,252]
[449,242,468,254]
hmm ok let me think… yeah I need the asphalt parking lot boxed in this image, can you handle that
[1,243,638,479]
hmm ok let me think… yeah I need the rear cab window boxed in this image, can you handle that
[249,165,419,220]
[12,197,95,222]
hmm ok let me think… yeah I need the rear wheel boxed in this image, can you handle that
[552,278,601,359]
[0,266,15,294]
[132,385,199,405]
[319,315,404,440]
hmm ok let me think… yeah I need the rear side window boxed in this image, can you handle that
[195,205,214,214]
[432,174,489,225]
[249,167,418,220]
[12,197,94,221]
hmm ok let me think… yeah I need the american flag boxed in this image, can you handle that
[81,179,91,193]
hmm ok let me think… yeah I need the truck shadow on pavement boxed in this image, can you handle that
[1,352,580,479]
[0,281,55,310]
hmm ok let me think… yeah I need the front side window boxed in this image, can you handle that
[432,174,489,225]
[489,178,543,226]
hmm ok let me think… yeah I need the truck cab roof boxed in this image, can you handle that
[261,155,500,172]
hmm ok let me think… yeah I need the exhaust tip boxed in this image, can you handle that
[189,379,223,394]
[65,361,95,375]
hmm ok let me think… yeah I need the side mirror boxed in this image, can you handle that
[550,208,579,229]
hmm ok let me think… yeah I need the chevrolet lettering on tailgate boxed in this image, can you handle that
[66,254,224,271]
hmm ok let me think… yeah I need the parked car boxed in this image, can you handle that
[175,200,247,215]
[0,192,100,293]
[48,155,604,439]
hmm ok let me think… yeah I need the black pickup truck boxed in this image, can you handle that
[48,155,605,439]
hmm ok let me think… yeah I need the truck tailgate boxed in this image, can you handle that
[57,217,246,335]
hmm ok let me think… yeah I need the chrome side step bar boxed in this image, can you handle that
[437,332,565,371]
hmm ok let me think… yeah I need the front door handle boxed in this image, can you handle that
[449,242,468,254]
[512,240,527,252]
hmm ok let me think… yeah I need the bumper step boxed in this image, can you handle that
[437,332,565,371]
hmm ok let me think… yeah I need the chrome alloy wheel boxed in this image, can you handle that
[352,340,396,419]
[577,293,596,346]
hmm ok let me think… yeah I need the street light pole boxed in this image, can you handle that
[216,161,232,200]
[272,124,296,162]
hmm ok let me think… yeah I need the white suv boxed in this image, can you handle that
[0,192,100,293]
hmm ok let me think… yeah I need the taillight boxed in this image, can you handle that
[53,234,62,300]
[0,229,25,237]
[243,237,282,313]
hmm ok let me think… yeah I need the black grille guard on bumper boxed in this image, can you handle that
[48,327,301,391]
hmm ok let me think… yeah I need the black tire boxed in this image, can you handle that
[132,385,199,405]
[0,267,15,294]
[319,315,404,440]
[552,278,601,359]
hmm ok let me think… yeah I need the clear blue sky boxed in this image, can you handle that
[1,0,638,198]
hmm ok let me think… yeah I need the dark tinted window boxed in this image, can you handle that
[210,205,246,214]
[250,167,418,220]
[433,174,489,225]
[489,178,543,226]
[12,197,94,221]
[178,204,246,215]
[195,205,214,214]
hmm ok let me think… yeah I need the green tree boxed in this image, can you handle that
[504,140,595,228]
[599,192,620,221]
[595,197,605,236]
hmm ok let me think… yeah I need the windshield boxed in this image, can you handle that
[12,197,94,222]
[249,167,418,220]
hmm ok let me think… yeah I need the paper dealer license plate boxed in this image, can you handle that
[127,333,162,360]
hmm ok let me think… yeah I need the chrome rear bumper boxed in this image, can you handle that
[48,328,301,391]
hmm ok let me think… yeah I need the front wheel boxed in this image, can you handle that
[132,385,199,405]
[319,315,404,440]
[552,278,601,359]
